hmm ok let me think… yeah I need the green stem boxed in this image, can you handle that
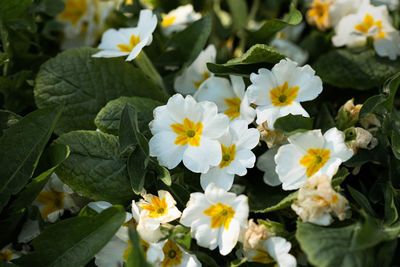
[134,51,168,95]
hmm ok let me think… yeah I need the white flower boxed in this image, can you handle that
[332,3,400,60]
[149,94,229,173]
[291,174,350,226]
[306,0,361,31]
[174,45,216,95]
[33,173,80,223]
[275,128,354,190]
[241,237,296,267]
[161,4,202,35]
[194,75,256,124]
[200,119,259,191]
[132,190,181,243]
[0,244,19,262]
[257,145,282,187]
[146,239,201,267]
[180,183,249,255]
[247,59,323,129]
[92,9,157,61]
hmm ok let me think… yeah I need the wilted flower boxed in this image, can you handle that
[92,9,157,61]
[174,45,216,95]
[275,128,354,190]
[291,174,350,225]
[257,121,286,148]
[241,219,273,251]
[180,183,249,255]
[247,59,323,129]
[161,4,201,35]
[194,75,256,124]
[200,119,259,191]
[149,94,229,173]
[347,127,378,152]
[336,99,362,129]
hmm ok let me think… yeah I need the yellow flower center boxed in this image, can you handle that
[122,239,149,261]
[270,81,299,107]
[219,144,236,168]
[161,240,182,267]
[142,196,168,218]
[118,34,141,52]
[307,0,330,30]
[0,249,13,262]
[204,203,235,229]
[171,118,203,147]
[224,97,241,119]
[299,148,331,178]
[252,248,275,264]
[59,0,87,25]
[354,13,385,39]
[193,71,211,89]
[37,189,65,218]
[161,14,177,27]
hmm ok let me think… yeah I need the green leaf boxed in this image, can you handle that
[31,0,65,16]
[331,168,349,187]
[392,131,400,160]
[149,160,171,186]
[313,49,400,91]
[273,114,314,135]
[168,225,192,250]
[247,182,294,213]
[207,44,285,75]
[34,47,167,135]
[227,0,248,31]
[14,206,126,267]
[247,4,302,44]
[157,14,212,68]
[0,0,35,32]
[347,186,378,217]
[0,109,21,137]
[384,183,398,225]
[127,148,147,195]
[126,227,152,267]
[54,130,134,204]
[0,106,62,213]
[254,191,298,213]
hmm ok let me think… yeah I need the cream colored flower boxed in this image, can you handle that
[161,4,201,35]
[275,128,354,190]
[174,45,216,95]
[180,183,249,255]
[347,127,378,152]
[241,219,273,251]
[291,174,350,226]
[257,121,287,148]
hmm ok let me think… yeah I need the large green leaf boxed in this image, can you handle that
[0,0,35,32]
[207,44,285,75]
[273,114,314,135]
[14,206,126,267]
[0,106,62,213]
[34,47,167,135]
[95,96,161,136]
[54,130,134,204]
[313,49,400,91]
[0,109,21,137]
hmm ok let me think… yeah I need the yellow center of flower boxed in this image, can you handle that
[122,239,149,261]
[224,97,241,119]
[161,240,182,267]
[204,203,235,229]
[171,118,203,147]
[307,0,330,29]
[193,71,211,88]
[219,144,236,168]
[59,0,87,25]
[118,35,141,52]
[299,148,331,178]
[354,13,385,39]
[142,196,168,218]
[252,248,275,264]
[270,81,299,107]
[37,189,65,218]
[0,249,13,262]
[161,14,177,27]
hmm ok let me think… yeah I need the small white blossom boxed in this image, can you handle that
[161,4,202,35]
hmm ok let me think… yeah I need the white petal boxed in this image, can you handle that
[146,241,165,264]
[95,235,128,267]
[287,129,324,153]
[149,105,175,134]
[317,157,342,178]
[219,220,240,255]
[194,77,235,112]
[323,127,354,161]
[235,127,260,150]
[149,131,186,169]
[230,75,246,99]
[239,93,256,124]
[183,138,221,173]
[137,9,157,39]
[257,147,281,186]
[200,166,234,191]
[205,183,237,206]
[227,149,255,175]
[277,102,309,120]
[201,102,230,139]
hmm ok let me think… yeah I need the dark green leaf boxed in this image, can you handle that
[0,106,62,213]
[169,225,191,250]
[31,0,65,16]
[0,109,21,137]
[34,47,167,135]
[127,147,147,194]
[14,206,126,267]
[384,183,398,225]
[331,168,349,187]
[254,191,298,213]
[149,160,171,186]
[347,186,377,217]
[55,130,134,204]
[227,0,248,31]
[274,114,314,135]
[126,227,152,267]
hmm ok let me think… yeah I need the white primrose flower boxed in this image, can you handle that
[306,0,361,31]
[200,119,259,191]
[146,239,201,267]
[240,237,296,267]
[332,3,400,60]
[92,9,157,61]
[247,59,323,129]
[0,244,19,262]
[275,128,354,190]
[149,94,229,173]
[174,45,216,95]
[33,173,80,223]
[132,190,181,243]
[161,4,202,35]
[194,75,256,124]
[180,183,249,256]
